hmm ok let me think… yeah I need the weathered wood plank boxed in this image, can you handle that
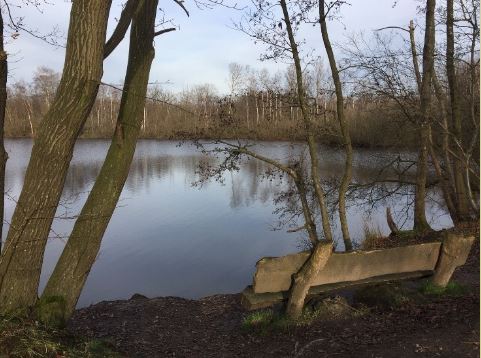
[242,270,434,310]
[253,242,442,294]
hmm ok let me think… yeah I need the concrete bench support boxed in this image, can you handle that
[432,233,475,287]
[241,234,475,311]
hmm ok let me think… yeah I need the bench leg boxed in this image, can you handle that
[432,233,475,287]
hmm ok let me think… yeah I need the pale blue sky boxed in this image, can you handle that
[7,0,420,93]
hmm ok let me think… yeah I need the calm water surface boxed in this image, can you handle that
[3,139,451,307]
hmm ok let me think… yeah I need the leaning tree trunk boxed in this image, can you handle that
[319,0,353,251]
[286,240,332,319]
[0,0,112,313]
[280,0,335,319]
[446,0,470,223]
[413,0,436,233]
[280,0,333,243]
[0,11,7,253]
[42,0,158,319]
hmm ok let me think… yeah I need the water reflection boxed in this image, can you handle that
[3,139,451,307]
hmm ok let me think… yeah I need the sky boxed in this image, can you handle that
[7,0,421,94]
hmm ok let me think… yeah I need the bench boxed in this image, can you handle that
[241,233,475,310]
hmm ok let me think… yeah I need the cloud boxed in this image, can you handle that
[6,0,419,94]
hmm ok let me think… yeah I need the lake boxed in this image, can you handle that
[2,139,451,307]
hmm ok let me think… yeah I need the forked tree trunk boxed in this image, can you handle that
[279,0,335,319]
[0,0,113,313]
[280,0,333,243]
[409,19,459,225]
[319,0,353,251]
[0,11,7,253]
[42,0,158,319]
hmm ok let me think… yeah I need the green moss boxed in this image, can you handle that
[419,280,467,296]
[34,295,67,328]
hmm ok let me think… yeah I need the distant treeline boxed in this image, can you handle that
[4,64,475,149]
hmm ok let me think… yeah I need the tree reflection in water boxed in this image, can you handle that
[2,139,451,307]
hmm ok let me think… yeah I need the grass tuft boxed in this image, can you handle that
[361,221,387,250]
[0,315,121,357]
[242,296,365,335]
[419,280,467,296]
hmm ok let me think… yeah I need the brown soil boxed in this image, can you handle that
[69,239,479,358]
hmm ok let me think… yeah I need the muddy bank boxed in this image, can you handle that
[68,240,479,358]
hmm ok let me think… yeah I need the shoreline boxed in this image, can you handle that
[66,235,479,357]
[4,135,416,150]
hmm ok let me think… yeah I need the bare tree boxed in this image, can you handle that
[318,0,353,250]
[42,0,171,321]
[0,0,116,314]
[227,0,340,319]
[0,8,6,253]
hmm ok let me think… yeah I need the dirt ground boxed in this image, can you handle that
[69,238,479,358]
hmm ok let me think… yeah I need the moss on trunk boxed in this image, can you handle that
[0,0,112,314]
[42,0,159,320]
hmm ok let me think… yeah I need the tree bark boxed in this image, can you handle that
[447,0,470,222]
[103,0,138,59]
[386,207,399,234]
[0,0,112,313]
[42,0,158,319]
[280,0,333,243]
[409,20,422,92]
[319,0,353,251]
[286,240,332,319]
[414,0,435,232]
[411,20,458,224]
[0,11,7,253]
[292,168,319,247]
[279,0,336,319]
[432,70,456,195]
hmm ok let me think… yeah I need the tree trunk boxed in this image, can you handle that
[0,11,7,253]
[42,0,158,319]
[409,20,422,92]
[410,17,459,225]
[280,0,333,243]
[447,0,470,222]
[386,207,399,234]
[432,70,456,194]
[0,0,112,313]
[286,240,332,319]
[292,168,319,247]
[414,0,436,232]
[319,0,353,251]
